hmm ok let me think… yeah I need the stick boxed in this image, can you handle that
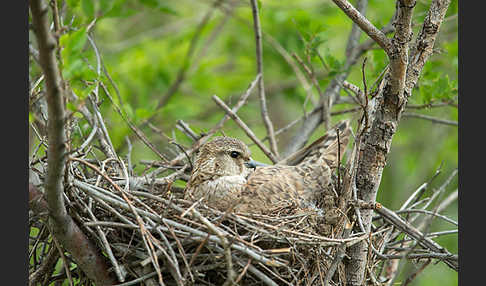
[212,95,278,163]
[330,0,391,53]
[249,0,279,159]
[402,112,458,126]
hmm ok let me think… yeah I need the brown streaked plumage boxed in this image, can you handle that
[184,120,352,214]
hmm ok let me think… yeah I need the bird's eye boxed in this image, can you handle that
[230,151,240,158]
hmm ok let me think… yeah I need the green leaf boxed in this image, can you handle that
[81,84,97,100]
[325,53,342,73]
[71,82,94,101]
[309,35,326,52]
[66,102,78,112]
[99,0,115,15]
[60,27,88,57]
[124,103,134,119]
[29,112,35,123]
[104,0,136,18]
[135,108,152,119]
[66,0,80,8]
[62,59,84,80]
[139,0,177,14]
[81,0,95,19]
[418,72,457,104]
[60,28,89,80]
[140,0,159,8]
[419,83,433,104]
[157,3,177,15]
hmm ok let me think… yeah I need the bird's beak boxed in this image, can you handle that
[244,158,268,169]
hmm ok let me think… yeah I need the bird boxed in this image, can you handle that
[184,120,352,215]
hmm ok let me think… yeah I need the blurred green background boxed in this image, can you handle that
[30,0,458,285]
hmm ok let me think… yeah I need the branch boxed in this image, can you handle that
[30,0,67,225]
[402,112,458,126]
[406,0,452,95]
[153,0,222,112]
[29,242,60,286]
[341,1,451,285]
[212,95,278,163]
[330,0,391,53]
[189,208,236,285]
[249,0,279,159]
[28,184,115,285]
[264,33,316,107]
[374,204,458,271]
[282,0,371,157]
[30,1,115,284]
[345,0,369,58]
[387,0,416,99]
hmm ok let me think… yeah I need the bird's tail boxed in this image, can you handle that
[280,120,352,169]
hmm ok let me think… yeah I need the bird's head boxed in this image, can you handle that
[193,137,253,177]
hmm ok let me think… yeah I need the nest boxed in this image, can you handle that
[28,148,459,286]
[29,148,459,286]
[42,154,371,286]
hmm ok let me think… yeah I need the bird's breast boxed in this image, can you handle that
[188,175,247,210]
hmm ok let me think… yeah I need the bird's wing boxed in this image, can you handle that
[234,164,330,213]
[280,120,352,169]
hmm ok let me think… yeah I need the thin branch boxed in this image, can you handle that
[151,0,224,115]
[395,209,457,226]
[235,258,279,286]
[282,0,371,157]
[292,52,328,124]
[212,95,279,163]
[405,0,452,95]
[29,240,60,286]
[176,120,200,141]
[374,204,457,271]
[401,259,431,286]
[264,33,317,107]
[189,208,236,285]
[80,197,126,282]
[99,82,170,162]
[330,0,391,53]
[51,236,74,286]
[436,189,458,213]
[402,112,458,126]
[407,101,457,109]
[324,221,352,285]
[249,0,279,159]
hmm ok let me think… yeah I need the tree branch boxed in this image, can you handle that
[283,0,370,157]
[28,184,115,285]
[405,0,452,96]
[374,204,458,271]
[402,112,457,126]
[330,0,392,53]
[249,0,279,159]
[387,0,416,100]
[343,1,451,284]
[212,95,278,163]
[29,0,115,284]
